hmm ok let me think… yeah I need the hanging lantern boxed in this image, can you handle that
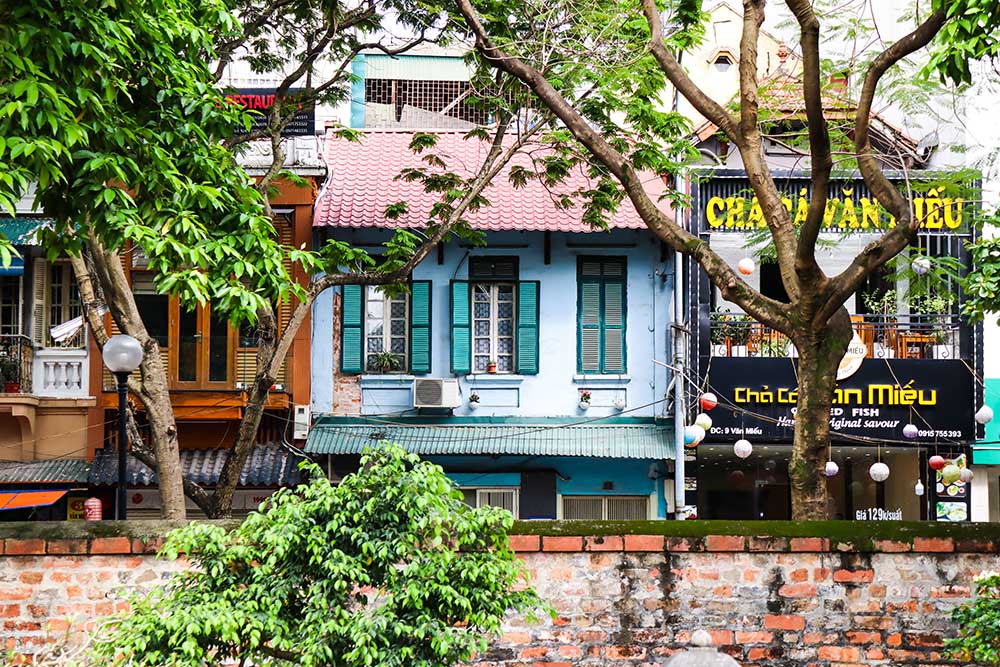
[694,413,713,430]
[929,455,946,471]
[824,461,839,477]
[869,462,890,482]
[733,439,753,459]
[699,392,718,411]
[684,425,706,447]
[976,405,994,425]
[737,258,755,275]
[960,467,974,484]
[902,423,919,439]
[914,479,925,496]
[941,464,962,484]
[911,256,932,275]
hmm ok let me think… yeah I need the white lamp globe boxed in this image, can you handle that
[694,413,713,430]
[976,405,994,425]
[869,462,890,482]
[824,461,839,477]
[103,335,144,373]
[733,439,753,459]
[737,257,755,275]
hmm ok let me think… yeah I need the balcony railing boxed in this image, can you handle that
[0,335,33,393]
[709,313,963,360]
[33,347,89,398]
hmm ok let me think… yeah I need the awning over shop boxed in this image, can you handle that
[0,218,49,245]
[0,459,90,484]
[0,490,67,510]
[305,417,675,460]
[973,446,1000,466]
[89,443,305,487]
[973,378,1000,465]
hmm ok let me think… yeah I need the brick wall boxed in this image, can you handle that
[0,527,996,664]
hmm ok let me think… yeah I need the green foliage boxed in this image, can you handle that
[925,0,1000,84]
[947,573,1000,665]
[0,0,294,325]
[91,445,543,666]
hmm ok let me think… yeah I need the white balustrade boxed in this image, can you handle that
[32,348,90,398]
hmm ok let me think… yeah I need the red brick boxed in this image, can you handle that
[130,538,164,554]
[90,537,132,554]
[735,631,773,644]
[46,539,88,555]
[665,536,693,551]
[558,645,583,658]
[508,535,540,552]
[833,568,874,583]
[873,539,910,553]
[520,647,548,658]
[778,583,816,597]
[501,632,531,644]
[764,614,805,631]
[913,537,954,553]
[854,616,894,630]
[624,534,665,552]
[905,632,943,647]
[541,536,582,552]
[17,572,42,585]
[534,663,571,667]
[607,646,646,659]
[705,535,745,551]
[585,535,623,551]
[747,647,778,660]
[955,539,995,553]
[931,585,970,598]
[846,631,881,644]
[866,647,886,660]
[748,536,788,551]
[707,630,733,645]
[0,605,19,618]
[790,537,828,552]
[886,633,903,647]
[818,646,860,662]
[4,539,45,555]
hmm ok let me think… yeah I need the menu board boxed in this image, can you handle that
[934,454,970,522]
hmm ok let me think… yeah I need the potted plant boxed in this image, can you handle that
[469,392,480,410]
[368,351,401,374]
[913,293,955,359]
[578,390,591,410]
[486,359,497,374]
[0,358,19,393]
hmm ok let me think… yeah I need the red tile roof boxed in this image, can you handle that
[314,129,670,232]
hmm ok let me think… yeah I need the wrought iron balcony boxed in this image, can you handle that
[0,335,33,393]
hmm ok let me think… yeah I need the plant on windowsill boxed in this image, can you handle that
[0,357,20,393]
[368,351,401,374]
[468,393,480,410]
[578,390,591,410]
[486,359,497,374]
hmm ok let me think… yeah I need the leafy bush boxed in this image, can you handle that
[947,572,1000,665]
[92,444,543,666]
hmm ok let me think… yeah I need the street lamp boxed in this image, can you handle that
[102,335,143,520]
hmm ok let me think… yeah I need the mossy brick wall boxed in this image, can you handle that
[0,521,998,664]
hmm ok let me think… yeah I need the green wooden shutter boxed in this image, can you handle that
[409,280,432,374]
[516,281,540,375]
[450,280,471,374]
[341,284,363,374]
[578,281,601,372]
[577,258,626,373]
[603,280,626,373]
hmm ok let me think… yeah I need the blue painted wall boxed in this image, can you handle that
[311,228,675,419]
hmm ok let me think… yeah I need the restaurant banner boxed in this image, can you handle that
[706,357,975,443]
[224,88,315,137]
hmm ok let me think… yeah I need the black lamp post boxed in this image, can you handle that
[102,335,143,520]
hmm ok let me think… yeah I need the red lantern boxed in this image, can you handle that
[699,392,718,411]
[83,497,102,521]
[928,455,946,471]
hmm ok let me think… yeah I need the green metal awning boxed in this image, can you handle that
[0,459,90,484]
[306,418,674,460]
[0,218,49,245]
[973,447,1000,466]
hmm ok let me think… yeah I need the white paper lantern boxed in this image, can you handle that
[737,257,755,275]
[869,462,890,482]
[960,467,974,483]
[912,256,932,275]
[699,392,718,411]
[914,479,925,496]
[902,423,919,439]
[824,461,839,477]
[694,413,713,430]
[684,425,706,446]
[941,464,961,484]
[976,405,994,425]
[733,439,753,459]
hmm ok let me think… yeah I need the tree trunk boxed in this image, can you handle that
[788,309,852,520]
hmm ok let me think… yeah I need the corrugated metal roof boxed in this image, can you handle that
[305,423,674,460]
[0,459,89,484]
[90,444,305,487]
[0,218,49,245]
[314,130,670,233]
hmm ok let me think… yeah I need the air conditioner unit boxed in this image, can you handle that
[413,378,461,408]
[292,404,310,440]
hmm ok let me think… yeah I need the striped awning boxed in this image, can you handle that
[305,418,674,460]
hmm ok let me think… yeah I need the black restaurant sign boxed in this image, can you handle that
[706,358,975,443]
[224,88,315,137]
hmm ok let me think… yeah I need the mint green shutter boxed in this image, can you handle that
[577,258,626,374]
[450,280,471,374]
[578,281,601,372]
[341,284,363,374]
[409,281,432,374]
[603,280,626,372]
[516,281,540,374]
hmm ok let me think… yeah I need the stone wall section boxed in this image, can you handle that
[0,531,995,665]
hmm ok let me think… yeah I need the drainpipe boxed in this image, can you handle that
[673,251,686,518]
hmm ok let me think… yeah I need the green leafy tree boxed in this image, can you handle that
[91,445,543,667]
[947,572,1000,665]
[450,0,999,518]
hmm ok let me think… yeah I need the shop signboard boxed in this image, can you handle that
[706,357,975,443]
[223,88,315,137]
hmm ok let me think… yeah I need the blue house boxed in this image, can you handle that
[307,129,678,519]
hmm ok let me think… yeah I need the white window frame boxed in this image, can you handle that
[47,262,83,348]
[0,275,22,337]
[472,282,515,374]
[364,286,408,373]
[462,486,519,518]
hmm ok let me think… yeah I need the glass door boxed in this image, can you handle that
[171,303,233,388]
